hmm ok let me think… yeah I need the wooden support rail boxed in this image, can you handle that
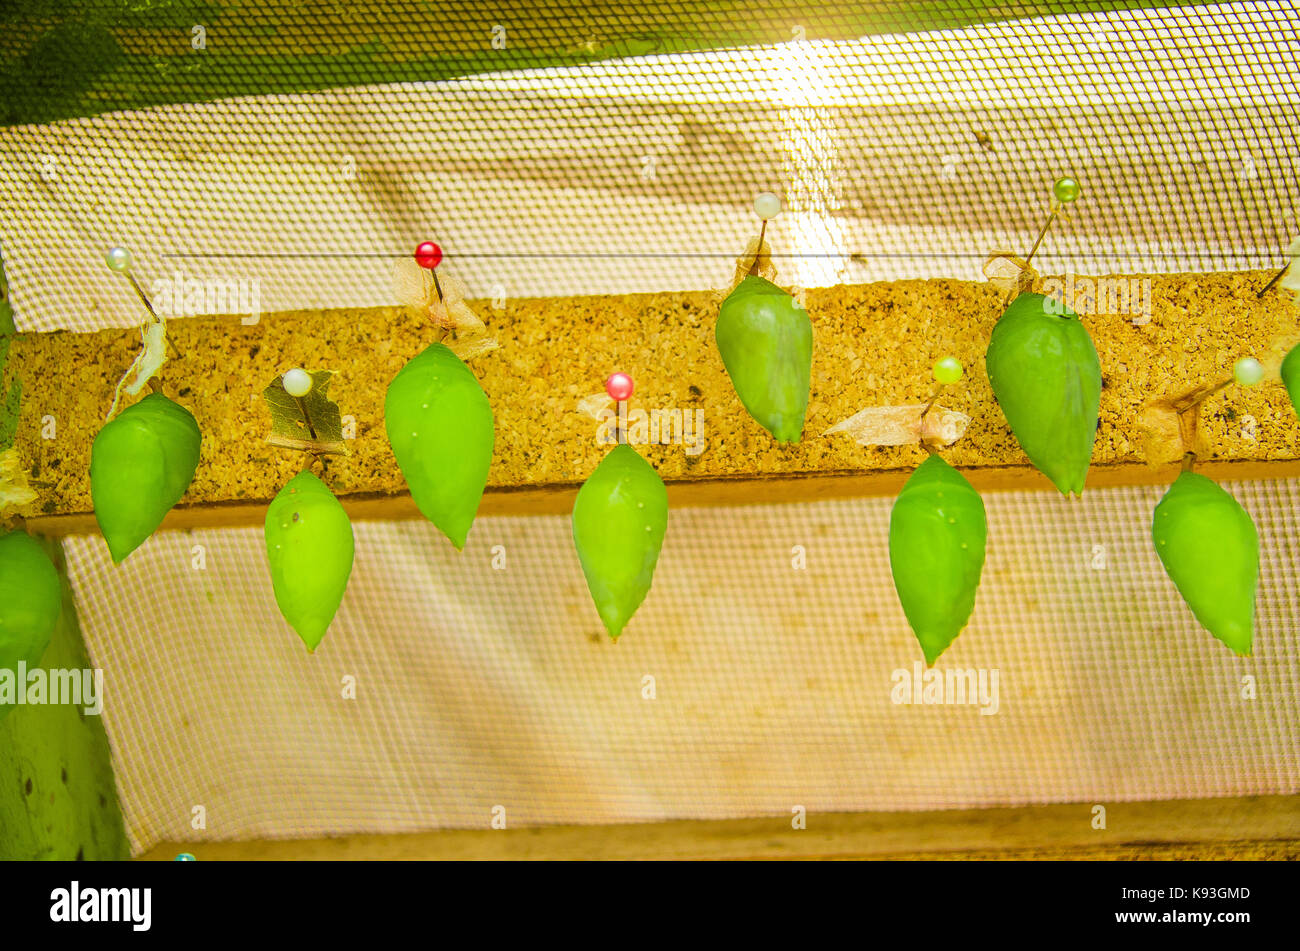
[134,794,1300,861]
[6,270,1300,535]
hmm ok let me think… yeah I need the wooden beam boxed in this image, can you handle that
[134,794,1300,861]
[8,270,1300,536]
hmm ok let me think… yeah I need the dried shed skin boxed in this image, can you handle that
[824,404,970,448]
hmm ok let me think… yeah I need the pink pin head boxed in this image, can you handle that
[414,241,442,270]
[605,372,634,401]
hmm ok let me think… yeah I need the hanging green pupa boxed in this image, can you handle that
[715,275,812,443]
[1152,470,1258,656]
[889,455,987,666]
[90,392,201,563]
[1281,343,1300,419]
[0,530,61,719]
[571,443,668,640]
[985,292,1101,497]
[264,470,354,652]
[385,342,494,550]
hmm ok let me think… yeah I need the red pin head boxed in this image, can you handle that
[414,241,443,270]
[605,372,634,401]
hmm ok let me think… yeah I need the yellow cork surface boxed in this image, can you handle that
[6,270,1300,528]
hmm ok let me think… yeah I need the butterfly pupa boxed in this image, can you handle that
[90,392,201,563]
[1152,470,1258,656]
[571,444,668,640]
[385,342,495,550]
[715,275,812,444]
[888,455,987,666]
[264,471,354,652]
[0,530,61,719]
[986,292,1101,496]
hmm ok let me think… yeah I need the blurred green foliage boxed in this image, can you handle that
[1,1,1205,126]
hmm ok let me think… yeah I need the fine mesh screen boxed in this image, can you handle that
[3,2,1300,856]
[64,482,1300,855]
[1,1,1298,331]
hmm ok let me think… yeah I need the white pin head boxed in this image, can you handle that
[283,368,313,397]
[105,247,132,273]
[754,192,781,221]
[1233,357,1263,387]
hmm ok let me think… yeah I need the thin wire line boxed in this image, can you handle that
[160,251,1291,261]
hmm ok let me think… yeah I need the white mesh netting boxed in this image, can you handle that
[63,481,1299,855]
[2,2,1299,856]
[1,1,1297,332]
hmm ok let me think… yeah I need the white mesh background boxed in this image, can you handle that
[63,480,1300,856]
[4,1,1299,857]
[1,0,1298,332]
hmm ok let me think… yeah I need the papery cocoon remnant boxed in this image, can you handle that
[90,392,201,563]
[888,455,987,666]
[985,292,1101,497]
[264,471,354,652]
[824,404,970,448]
[571,444,668,640]
[385,342,495,550]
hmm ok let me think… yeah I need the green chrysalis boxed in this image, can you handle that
[0,530,61,720]
[715,275,812,443]
[264,471,354,652]
[888,455,987,666]
[1152,471,1258,656]
[385,342,495,550]
[571,443,668,640]
[985,292,1101,496]
[1281,343,1300,419]
[90,392,201,563]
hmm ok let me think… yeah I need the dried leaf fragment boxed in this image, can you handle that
[824,404,970,448]
[263,369,349,455]
[0,447,36,516]
[983,251,1037,299]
